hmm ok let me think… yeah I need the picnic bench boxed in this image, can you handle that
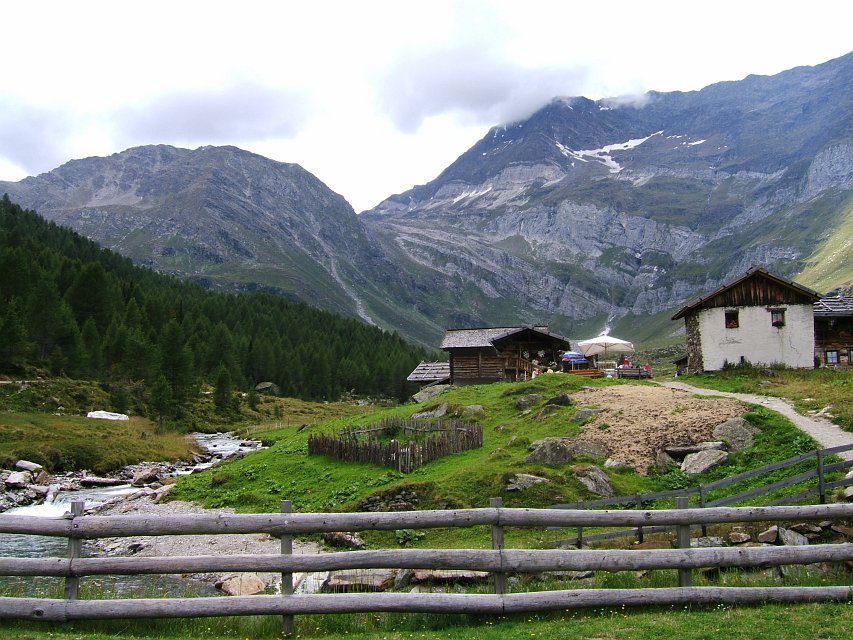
[616,367,653,379]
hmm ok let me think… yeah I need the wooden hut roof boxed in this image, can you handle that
[671,267,822,320]
[440,325,571,350]
[814,293,853,317]
[406,361,451,383]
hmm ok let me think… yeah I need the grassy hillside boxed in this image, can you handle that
[796,192,853,292]
[171,374,824,551]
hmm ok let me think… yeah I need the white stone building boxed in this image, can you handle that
[672,267,822,372]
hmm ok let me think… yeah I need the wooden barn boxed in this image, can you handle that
[439,325,572,385]
[671,267,821,372]
[814,293,853,368]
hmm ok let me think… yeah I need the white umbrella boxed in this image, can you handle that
[576,335,635,359]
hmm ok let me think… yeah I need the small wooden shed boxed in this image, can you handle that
[671,267,821,372]
[440,325,572,385]
[814,292,853,368]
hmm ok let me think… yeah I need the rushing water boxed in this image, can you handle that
[0,432,263,597]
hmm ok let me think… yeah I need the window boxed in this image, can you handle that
[826,351,839,365]
[724,310,739,329]
[769,308,786,327]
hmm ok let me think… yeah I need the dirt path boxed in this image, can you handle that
[660,381,853,462]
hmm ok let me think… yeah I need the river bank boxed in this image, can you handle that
[0,432,264,514]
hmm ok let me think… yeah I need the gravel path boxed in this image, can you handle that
[660,381,853,461]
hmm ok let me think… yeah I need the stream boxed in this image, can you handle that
[0,432,263,597]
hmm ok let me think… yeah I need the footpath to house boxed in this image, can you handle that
[660,381,853,462]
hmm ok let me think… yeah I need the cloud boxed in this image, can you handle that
[375,45,589,132]
[0,99,76,176]
[113,81,313,146]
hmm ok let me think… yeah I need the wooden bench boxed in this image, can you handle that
[616,367,652,379]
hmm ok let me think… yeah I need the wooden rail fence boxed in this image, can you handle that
[549,443,853,546]
[1,500,852,631]
[308,418,483,473]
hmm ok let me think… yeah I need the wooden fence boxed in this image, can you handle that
[548,442,853,546]
[308,419,483,473]
[1,500,852,631]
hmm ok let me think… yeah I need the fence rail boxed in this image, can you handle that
[548,443,853,545]
[1,501,852,627]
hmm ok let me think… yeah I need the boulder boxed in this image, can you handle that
[665,442,727,459]
[572,409,602,424]
[524,438,574,466]
[757,526,779,543]
[131,467,162,487]
[831,524,853,538]
[409,569,489,585]
[778,527,809,546]
[654,449,677,473]
[4,471,32,489]
[712,417,760,451]
[15,460,43,473]
[217,574,266,596]
[505,473,550,492]
[322,569,396,593]
[604,458,631,470]
[516,394,544,410]
[568,440,610,459]
[681,449,728,474]
[461,404,484,417]
[690,536,726,548]
[322,531,366,549]
[411,384,450,404]
[412,403,448,420]
[573,466,614,497]
[545,393,573,407]
[728,531,752,544]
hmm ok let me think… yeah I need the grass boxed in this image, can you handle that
[681,366,853,432]
[0,412,192,474]
[170,373,833,550]
[1,601,851,639]
[3,374,852,640]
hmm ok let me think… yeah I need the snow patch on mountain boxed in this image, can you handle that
[556,131,663,173]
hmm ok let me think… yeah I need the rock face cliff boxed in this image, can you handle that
[2,53,852,346]
[362,51,853,340]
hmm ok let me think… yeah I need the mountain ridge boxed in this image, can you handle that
[3,52,852,347]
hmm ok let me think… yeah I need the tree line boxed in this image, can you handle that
[0,195,433,422]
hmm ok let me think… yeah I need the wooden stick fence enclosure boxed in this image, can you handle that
[308,418,483,473]
[1,501,852,626]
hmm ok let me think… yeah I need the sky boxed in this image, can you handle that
[2,1,851,213]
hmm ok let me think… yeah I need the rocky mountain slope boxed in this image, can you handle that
[3,53,851,347]
[0,145,440,337]
[362,51,853,341]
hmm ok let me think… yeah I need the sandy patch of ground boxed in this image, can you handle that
[572,385,746,474]
[89,493,319,591]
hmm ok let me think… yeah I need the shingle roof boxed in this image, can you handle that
[406,361,451,383]
[672,266,822,320]
[439,325,570,349]
[814,294,853,316]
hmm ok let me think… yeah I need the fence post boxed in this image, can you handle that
[64,500,84,600]
[280,500,294,637]
[698,486,708,537]
[675,496,692,587]
[817,449,826,505]
[490,497,506,596]
[635,496,644,543]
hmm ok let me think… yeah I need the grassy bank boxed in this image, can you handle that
[0,412,192,473]
[2,601,851,639]
[681,367,853,432]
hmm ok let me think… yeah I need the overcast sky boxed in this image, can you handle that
[2,1,851,212]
